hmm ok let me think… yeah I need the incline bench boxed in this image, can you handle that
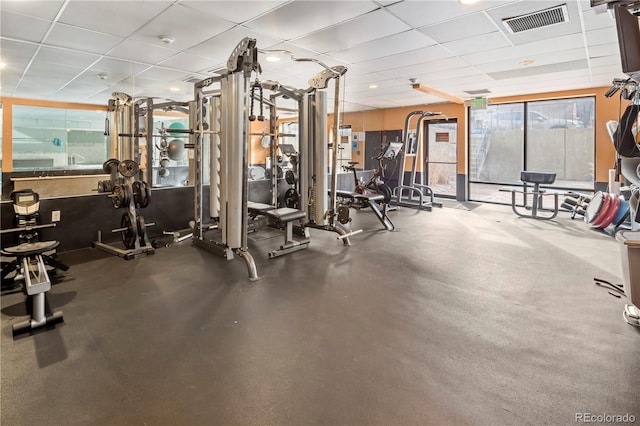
[334,190,395,231]
[247,202,309,258]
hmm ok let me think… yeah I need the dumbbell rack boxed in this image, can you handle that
[94,159,155,260]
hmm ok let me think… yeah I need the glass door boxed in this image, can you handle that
[424,119,457,197]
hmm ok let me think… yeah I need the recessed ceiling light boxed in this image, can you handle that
[266,56,280,62]
[97,72,108,80]
[369,84,378,89]
[159,35,175,45]
[521,60,535,66]
[169,87,180,92]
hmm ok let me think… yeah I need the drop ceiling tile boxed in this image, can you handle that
[585,27,619,45]
[130,4,235,51]
[136,67,189,82]
[293,9,411,53]
[461,33,585,65]
[386,0,511,28]
[0,40,39,71]
[589,42,620,58]
[0,0,65,21]
[382,57,470,79]
[27,59,84,82]
[181,1,288,24]
[159,53,218,74]
[327,30,437,63]
[354,45,454,75]
[244,1,378,40]
[46,24,124,55]
[86,58,148,80]
[442,31,512,56]
[410,66,485,83]
[581,8,618,31]
[418,12,498,44]
[475,48,587,74]
[109,39,178,65]
[35,47,100,69]
[1,11,51,43]
[59,1,172,37]
[187,26,282,61]
[589,55,620,68]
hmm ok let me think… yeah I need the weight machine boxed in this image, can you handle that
[392,110,447,210]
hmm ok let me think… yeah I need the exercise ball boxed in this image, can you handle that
[167,139,186,161]
[159,167,170,177]
[168,121,186,137]
[160,158,170,168]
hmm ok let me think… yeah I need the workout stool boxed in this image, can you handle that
[1,241,64,336]
[263,207,309,258]
[509,171,559,220]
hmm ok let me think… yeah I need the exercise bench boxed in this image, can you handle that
[505,171,559,220]
[247,202,310,258]
[335,190,395,231]
[1,241,64,336]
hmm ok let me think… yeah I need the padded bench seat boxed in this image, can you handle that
[520,171,556,184]
[335,189,384,202]
[247,202,275,214]
[265,207,306,223]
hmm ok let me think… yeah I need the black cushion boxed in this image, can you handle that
[266,207,306,222]
[520,171,556,184]
[248,202,275,214]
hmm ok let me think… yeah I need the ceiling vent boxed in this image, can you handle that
[502,4,568,33]
[464,89,491,95]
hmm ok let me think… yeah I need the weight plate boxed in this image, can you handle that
[103,158,120,174]
[112,184,132,209]
[121,212,137,249]
[284,188,299,209]
[285,170,296,185]
[136,214,146,246]
[118,159,140,178]
[337,205,350,224]
[377,183,392,204]
[132,181,151,209]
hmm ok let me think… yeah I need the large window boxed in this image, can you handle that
[469,97,595,203]
[12,106,107,170]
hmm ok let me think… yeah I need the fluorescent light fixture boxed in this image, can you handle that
[369,84,378,89]
[266,56,280,62]
[169,87,180,92]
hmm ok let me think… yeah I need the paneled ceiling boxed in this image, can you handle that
[0,0,626,112]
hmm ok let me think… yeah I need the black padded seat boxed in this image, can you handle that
[335,190,384,202]
[520,171,556,184]
[1,241,60,256]
[247,202,275,214]
[265,207,306,222]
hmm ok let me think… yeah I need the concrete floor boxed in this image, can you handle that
[1,202,639,425]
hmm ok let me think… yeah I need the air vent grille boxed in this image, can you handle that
[464,89,491,95]
[502,4,568,33]
[183,76,202,84]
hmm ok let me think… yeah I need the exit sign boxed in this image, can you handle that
[470,97,487,110]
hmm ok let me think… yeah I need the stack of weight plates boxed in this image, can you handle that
[584,191,630,230]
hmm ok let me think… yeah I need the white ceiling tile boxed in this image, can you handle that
[85,58,148,81]
[181,1,288,24]
[474,48,587,74]
[386,0,512,28]
[461,33,585,65]
[441,32,512,56]
[0,0,65,21]
[46,24,124,55]
[355,45,454,74]
[187,26,282,61]
[59,1,172,37]
[589,55,620,68]
[27,60,84,82]
[0,40,38,71]
[1,11,51,43]
[293,9,411,53]
[585,27,620,45]
[136,67,189,82]
[109,39,178,64]
[129,4,235,51]
[244,1,378,40]
[581,8,617,31]
[382,57,470,80]
[36,47,100,69]
[588,42,620,58]
[419,12,498,44]
[158,53,218,74]
[327,30,437,63]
